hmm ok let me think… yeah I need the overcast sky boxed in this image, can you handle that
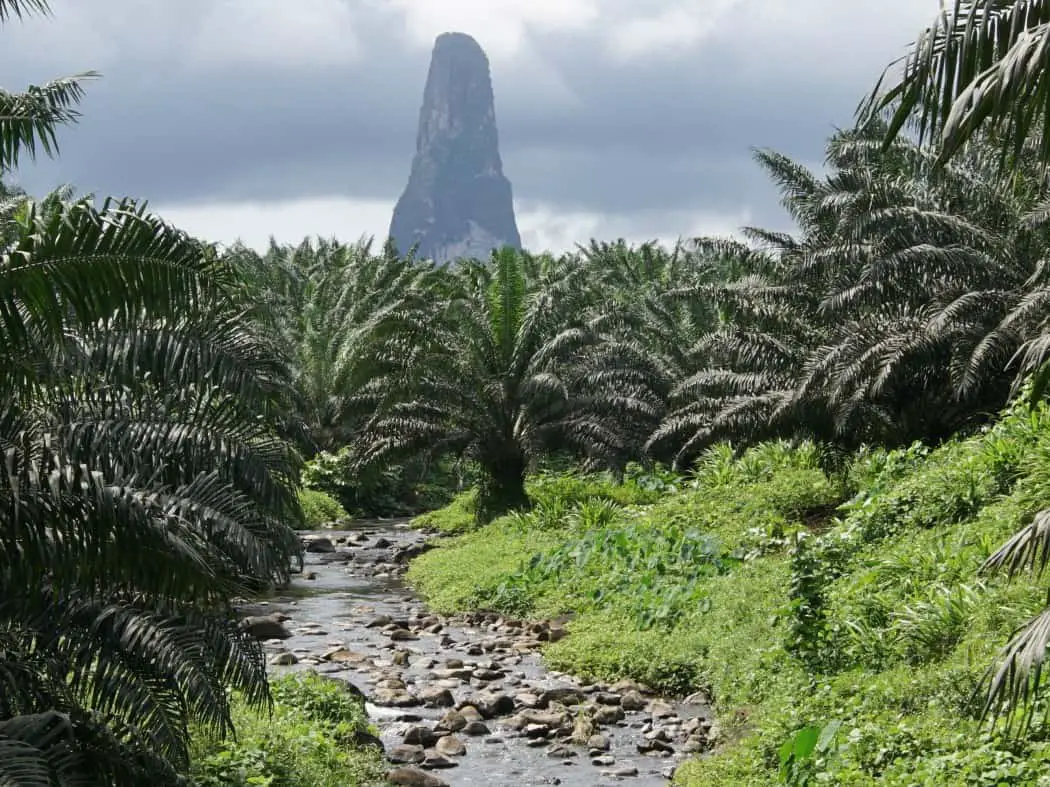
[2,0,938,253]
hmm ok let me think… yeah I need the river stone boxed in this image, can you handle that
[374,689,421,707]
[587,733,610,751]
[303,537,335,553]
[419,687,455,708]
[386,767,449,787]
[433,667,473,681]
[434,735,466,757]
[509,709,571,732]
[461,721,490,736]
[322,647,367,664]
[539,687,584,707]
[515,691,542,708]
[444,658,464,669]
[366,615,392,628]
[474,691,514,718]
[648,700,676,719]
[593,705,626,725]
[241,614,291,640]
[620,690,646,711]
[421,751,456,769]
[269,651,297,666]
[472,668,503,681]
[403,726,440,747]
[390,628,418,641]
[457,705,483,723]
[547,743,577,759]
[435,710,466,732]
[387,744,425,764]
[596,692,622,706]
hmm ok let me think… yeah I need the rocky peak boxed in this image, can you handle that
[388,32,521,265]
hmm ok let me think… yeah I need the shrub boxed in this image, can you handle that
[298,488,348,528]
[189,672,383,787]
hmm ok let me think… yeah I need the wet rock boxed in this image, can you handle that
[420,754,455,770]
[611,679,650,695]
[592,755,615,766]
[303,537,335,553]
[474,691,514,718]
[269,651,297,666]
[433,667,473,681]
[434,735,466,757]
[647,700,676,720]
[321,647,367,664]
[374,689,421,707]
[546,743,577,758]
[595,692,622,706]
[387,744,425,764]
[620,690,647,711]
[461,721,490,736]
[419,687,455,708]
[458,705,484,723]
[386,767,449,787]
[609,765,639,777]
[508,709,572,732]
[472,668,504,681]
[592,705,626,725]
[587,733,610,752]
[435,710,467,732]
[403,726,440,747]
[393,650,410,666]
[365,615,392,628]
[515,691,543,708]
[390,628,419,641]
[539,688,584,707]
[242,614,291,640]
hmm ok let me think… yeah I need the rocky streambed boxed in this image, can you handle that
[239,520,717,786]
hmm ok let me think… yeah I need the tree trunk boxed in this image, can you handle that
[477,450,530,523]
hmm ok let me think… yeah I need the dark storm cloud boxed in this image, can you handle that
[1,0,932,232]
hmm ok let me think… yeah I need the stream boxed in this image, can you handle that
[241,520,716,787]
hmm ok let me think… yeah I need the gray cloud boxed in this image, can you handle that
[2,0,939,238]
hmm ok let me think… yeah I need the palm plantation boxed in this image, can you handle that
[1,2,302,783]
[10,0,1050,783]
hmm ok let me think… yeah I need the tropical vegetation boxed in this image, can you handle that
[9,0,1050,784]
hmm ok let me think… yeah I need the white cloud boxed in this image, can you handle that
[154,197,750,255]
[377,0,600,59]
[606,0,742,60]
[186,0,361,70]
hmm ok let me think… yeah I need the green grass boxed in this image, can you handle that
[408,405,1050,784]
[189,672,384,787]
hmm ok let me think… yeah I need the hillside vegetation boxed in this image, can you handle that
[7,0,1050,783]
[411,402,1050,784]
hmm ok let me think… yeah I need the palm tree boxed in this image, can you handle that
[861,1,1050,167]
[354,247,657,521]
[231,236,438,452]
[0,2,304,783]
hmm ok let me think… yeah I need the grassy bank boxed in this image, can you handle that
[189,672,385,786]
[408,404,1050,784]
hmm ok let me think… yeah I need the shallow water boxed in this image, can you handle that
[257,521,697,786]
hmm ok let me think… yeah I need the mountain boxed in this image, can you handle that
[388,32,521,264]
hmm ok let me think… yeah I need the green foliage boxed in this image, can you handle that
[297,488,348,528]
[410,445,839,692]
[189,673,383,787]
[412,488,478,534]
[303,446,471,519]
